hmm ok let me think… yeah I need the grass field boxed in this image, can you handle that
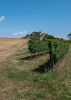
[0,38,71,100]
[0,38,28,62]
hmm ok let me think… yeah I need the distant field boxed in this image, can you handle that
[0,38,28,62]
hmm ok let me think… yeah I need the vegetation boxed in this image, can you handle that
[0,36,70,100]
[28,39,69,64]
[50,39,69,63]
[43,34,55,40]
[28,39,49,54]
[68,32,71,40]
[0,42,71,100]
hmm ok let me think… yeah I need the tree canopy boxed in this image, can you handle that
[68,32,71,40]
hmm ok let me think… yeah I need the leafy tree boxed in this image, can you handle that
[68,32,71,39]
[44,34,55,39]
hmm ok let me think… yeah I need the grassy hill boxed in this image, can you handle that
[0,38,71,100]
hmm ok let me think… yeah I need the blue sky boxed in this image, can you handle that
[0,0,71,39]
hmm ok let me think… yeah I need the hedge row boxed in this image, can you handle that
[28,39,69,63]
[28,39,49,53]
[50,39,69,63]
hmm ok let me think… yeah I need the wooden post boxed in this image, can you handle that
[49,41,54,69]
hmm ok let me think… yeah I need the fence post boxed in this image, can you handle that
[49,41,54,69]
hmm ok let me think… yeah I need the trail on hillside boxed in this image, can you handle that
[0,38,28,62]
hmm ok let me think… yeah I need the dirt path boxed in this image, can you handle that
[0,38,28,62]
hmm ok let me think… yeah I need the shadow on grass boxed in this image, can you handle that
[19,52,49,60]
[32,60,53,73]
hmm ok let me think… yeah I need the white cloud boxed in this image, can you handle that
[13,31,28,36]
[0,16,5,22]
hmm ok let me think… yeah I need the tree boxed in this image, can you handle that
[68,32,71,40]
[44,34,55,39]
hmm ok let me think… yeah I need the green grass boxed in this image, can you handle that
[0,45,71,100]
[7,70,28,81]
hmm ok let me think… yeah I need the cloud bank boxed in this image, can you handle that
[0,16,5,22]
[13,31,28,36]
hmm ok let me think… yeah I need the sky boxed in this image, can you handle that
[0,0,71,39]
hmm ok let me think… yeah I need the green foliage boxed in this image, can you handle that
[43,34,55,40]
[28,39,49,54]
[68,32,71,40]
[50,39,69,63]
[28,39,69,64]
